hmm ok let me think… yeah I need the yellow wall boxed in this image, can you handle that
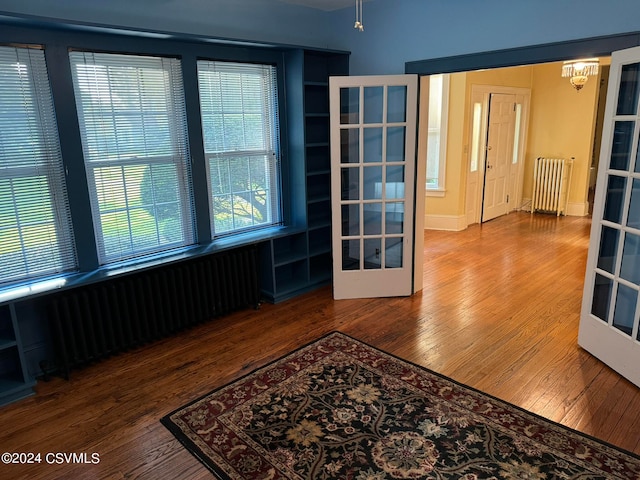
[467,65,534,89]
[425,60,604,223]
[424,73,467,216]
[525,63,600,211]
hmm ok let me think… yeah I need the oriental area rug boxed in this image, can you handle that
[161,332,640,479]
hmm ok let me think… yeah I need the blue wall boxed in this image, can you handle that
[324,0,640,74]
[0,0,336,48]
[3,0,640,74]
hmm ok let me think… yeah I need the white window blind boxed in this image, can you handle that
[69,52,194,264]
[0,46,77,286]
[197,61,281,235]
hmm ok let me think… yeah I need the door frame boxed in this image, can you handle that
[465,85,531,225]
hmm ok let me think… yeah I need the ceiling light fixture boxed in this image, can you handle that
[562,58,599,92]
[354,0,364,31]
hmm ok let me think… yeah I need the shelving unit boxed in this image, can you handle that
[272,232,308,266]
[0,304,35,406]
[260,48,348,303]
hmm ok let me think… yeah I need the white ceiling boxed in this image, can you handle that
[276,0,360,12]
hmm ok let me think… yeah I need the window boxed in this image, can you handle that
[512,103,522,165]
[470,102,483,173]
[0,46,76,286]
[70,52,194,264]
[426,74,450,192]
[197,61,281,236]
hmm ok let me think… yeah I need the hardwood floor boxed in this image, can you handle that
[1,212,639,479]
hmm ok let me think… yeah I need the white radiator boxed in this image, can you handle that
[531,157,573,216]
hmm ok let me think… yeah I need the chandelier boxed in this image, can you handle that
[354,0,364,32]
[562,58,599,92]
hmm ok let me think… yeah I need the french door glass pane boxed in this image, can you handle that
[385,203,404,234]
[341,129,359,164]
[341,204,359,236]
[364,86,383,124]
[597,226,619,273]
[363,204,382,235]
[628,179,640,228]
[386,166,405,196]
[387,86,407,123]
[591,273,613,321]
[616,63,640,115]
[342,239,359,270]
[387,127,406,161]
[385,237,403,268]
[363,127,383,163]
[603,175,627,224]
[613,283,637,335]
[610,121,634,170]
[364,238,381,269]
[340,87,360,124]
[363,166,383,200]
[341,167,359,200]
[621,232,640,284]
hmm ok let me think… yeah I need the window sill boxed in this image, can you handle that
[426,188,446,198]
[0,225,304,306]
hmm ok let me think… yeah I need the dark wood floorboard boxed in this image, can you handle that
[0,212,638,479]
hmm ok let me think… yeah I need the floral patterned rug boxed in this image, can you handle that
[161,332,640,479]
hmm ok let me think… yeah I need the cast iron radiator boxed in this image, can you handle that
[531,157,574,216]
[47,245,260,378]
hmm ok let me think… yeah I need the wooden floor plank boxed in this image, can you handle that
[0,212,638,480]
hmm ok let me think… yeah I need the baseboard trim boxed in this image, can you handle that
[520,198,589,217]
[566,202,589,216]
[426,202,589,232]
[424,214,467,231]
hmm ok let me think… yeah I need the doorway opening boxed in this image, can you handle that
[465,86,531,225]
[426,59,610,229]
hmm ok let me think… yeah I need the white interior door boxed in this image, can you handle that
[329,75,417,300]
[482,93,516,222]
[579,45,640,388]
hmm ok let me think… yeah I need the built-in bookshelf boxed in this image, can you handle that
[259,49,349,303]
[0,304,35,406]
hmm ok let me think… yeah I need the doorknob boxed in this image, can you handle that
[487,146,492,151]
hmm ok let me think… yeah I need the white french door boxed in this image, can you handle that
[329,75,418,299]
[579,45,640,388]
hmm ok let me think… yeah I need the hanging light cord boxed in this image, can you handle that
[354,0,364,31]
